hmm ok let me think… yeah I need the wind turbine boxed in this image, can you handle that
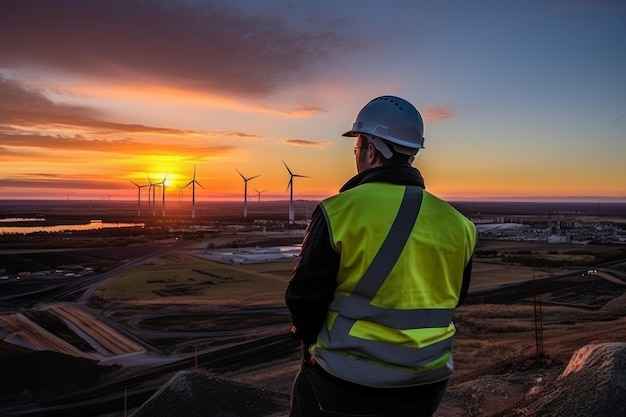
[130,180,149,216]
[184,165,205,220]
[146,174,157,216]
[283,161,308,222]
[253,188,266,203]
[236,169,259,217]
[157,173,168,217]
[176,185,185,207]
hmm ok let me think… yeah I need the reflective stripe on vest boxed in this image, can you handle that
[328,294,454,329]
[320,314,453,366]
[315,348,454,388]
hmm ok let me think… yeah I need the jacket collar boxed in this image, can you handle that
[339,165,426,193]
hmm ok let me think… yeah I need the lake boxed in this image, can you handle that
[0,218,144,235]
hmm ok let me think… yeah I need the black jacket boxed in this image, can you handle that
[285,165,473,345]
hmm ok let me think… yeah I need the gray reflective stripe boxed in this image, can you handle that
[329,294,453,328]
[320,315,454,366]
[353,186,423,298]
[315,349,454,388]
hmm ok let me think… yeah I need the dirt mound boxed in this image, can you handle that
[131,370,290,417]
[501,342,626,417]
[600,292,626,313]
[0,349,118,405]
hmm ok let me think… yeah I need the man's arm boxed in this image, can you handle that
[457,257,473,307]
[285,206,339,346]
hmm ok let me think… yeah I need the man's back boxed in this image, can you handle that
[312,182,476,388]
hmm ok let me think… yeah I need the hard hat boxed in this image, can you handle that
[342,95,425,149]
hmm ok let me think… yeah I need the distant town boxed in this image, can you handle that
[474,216,626,245]
[0,199,624,281]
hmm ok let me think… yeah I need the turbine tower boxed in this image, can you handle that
[157,173,168,217]
[283,161,308,222]
[146,174,157,216]
[184,165,205,220]
[236,169,259,217]
[130,180,149,216]
[253,188,266,203]
[176,185,185,206]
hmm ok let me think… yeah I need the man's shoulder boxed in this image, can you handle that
[423,191,472,221]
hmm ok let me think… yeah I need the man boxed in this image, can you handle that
[285,95,477,417]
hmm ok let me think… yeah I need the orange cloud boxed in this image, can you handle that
[421,106,454,121]
[0,78,259,163]
[0,78,204,134]
[0,132,235,158]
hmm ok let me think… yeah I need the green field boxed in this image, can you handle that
[470,262,551,290]
[94,251,294,306]
[93,246,559,306]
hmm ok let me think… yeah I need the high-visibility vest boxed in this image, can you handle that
[310,183,477,388]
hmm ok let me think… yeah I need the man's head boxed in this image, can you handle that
[343,96,425,172]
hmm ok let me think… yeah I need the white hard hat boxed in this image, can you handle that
[342,95,425,150]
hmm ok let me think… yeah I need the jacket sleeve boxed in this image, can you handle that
[285,206,339,346]
[457,256,473,307]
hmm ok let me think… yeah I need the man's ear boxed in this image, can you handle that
[368,144,380,164]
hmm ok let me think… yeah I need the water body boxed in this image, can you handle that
[0,219,144,235]
[0,218,46,222]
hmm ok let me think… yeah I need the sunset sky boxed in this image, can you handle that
[1,0,625,203]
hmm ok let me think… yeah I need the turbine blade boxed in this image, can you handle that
[282,160,293,176]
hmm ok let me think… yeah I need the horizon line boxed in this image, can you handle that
[1,196,626,204]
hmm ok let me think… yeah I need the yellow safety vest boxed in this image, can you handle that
[310,183,476,388]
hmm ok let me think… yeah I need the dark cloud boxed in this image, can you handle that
[284,139,330,148]
[0,0,350,97]
[0,177,129,191]
[0,77,99,125]
[218,131,263,140]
